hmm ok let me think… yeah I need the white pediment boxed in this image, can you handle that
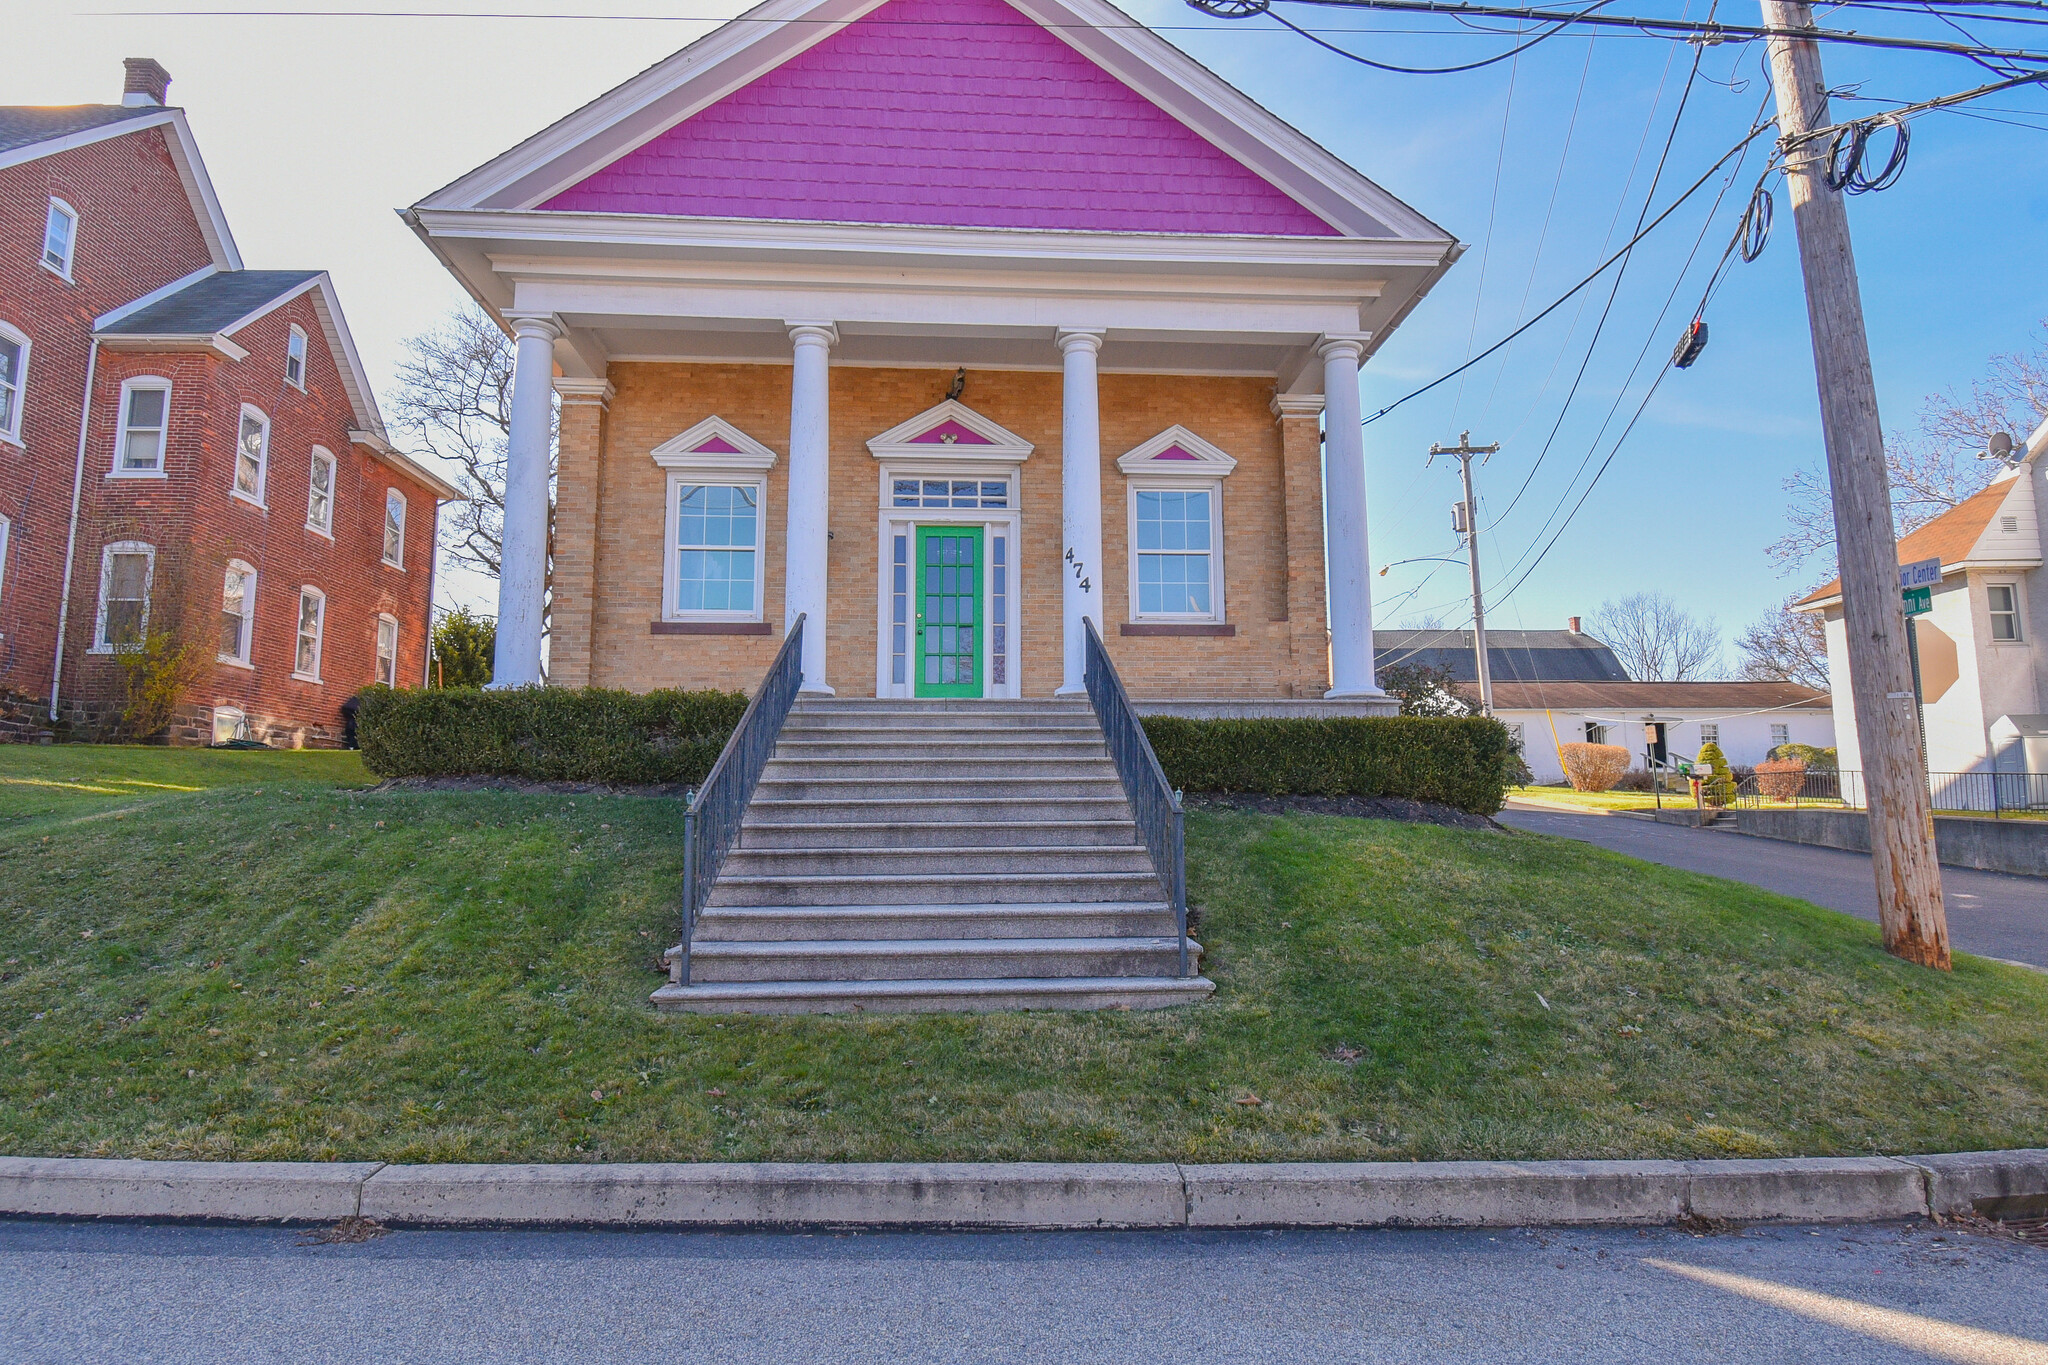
[651,416,779,471]
[866,399,1034,463]
[1115,425,1237,477]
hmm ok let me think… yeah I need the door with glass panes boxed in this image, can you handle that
[915,526,983,697]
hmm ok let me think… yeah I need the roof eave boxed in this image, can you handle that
[351,430,468,502]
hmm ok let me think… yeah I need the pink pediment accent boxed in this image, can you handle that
[540,0,1338,236]
[690,435,742,453]
[907,419,994,445]
[1152,445,1201,460]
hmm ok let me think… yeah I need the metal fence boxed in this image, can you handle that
[1728,766,2048,817]
[1081,616,1190,978]
[674,613,807,985]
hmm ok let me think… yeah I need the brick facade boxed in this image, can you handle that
[556,361,1329,699]
[1,117,440,744]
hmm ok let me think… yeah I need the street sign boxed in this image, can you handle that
[1904,586,1932,616]
[1900,558,1941,591]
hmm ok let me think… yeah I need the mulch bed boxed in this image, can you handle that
[1185,792,1502,832]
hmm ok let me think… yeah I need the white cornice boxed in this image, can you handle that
[96,332,248,362]
[866,399,1034,463]
[653,415,780,471]
[353,432,469,502]
[1116,424,1237,477]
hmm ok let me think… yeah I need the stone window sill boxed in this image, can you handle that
[651,621,773,636]
[1120,622,1235,637]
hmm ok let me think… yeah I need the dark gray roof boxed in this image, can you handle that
[1374,629,1632,683]
[0,104,162,158]
[99,270,320,336]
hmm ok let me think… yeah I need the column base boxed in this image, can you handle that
[1053,684,1089,698]
[1324,686,1389,700]
[798,683,837,697]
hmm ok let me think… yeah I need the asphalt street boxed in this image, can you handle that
[2,1218,2045,1363]
[1498,804,2048,969]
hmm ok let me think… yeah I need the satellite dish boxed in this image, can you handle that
[1987,431,2016,464]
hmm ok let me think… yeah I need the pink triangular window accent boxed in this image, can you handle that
[690,435,743,454]
[541,0,1341,237]
[1153,445,1201,461]
[907,419,994,445]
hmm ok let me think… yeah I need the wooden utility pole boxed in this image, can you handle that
[1760,0,1950,967]
[1431,432,1500,715]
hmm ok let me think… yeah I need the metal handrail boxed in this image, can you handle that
[1081,616,1190,977]
[676,613,806,985]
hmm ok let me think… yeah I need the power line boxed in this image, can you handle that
[1263,0,1608,71]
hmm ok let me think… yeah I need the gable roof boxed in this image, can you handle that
[414,0,1447,245]
[0,104,240,270]
[1478,680,1831,713]
[98,269,322,336]
[1375,629,1632,683]
[1795,479,2034,609]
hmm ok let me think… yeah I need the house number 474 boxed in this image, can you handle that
[1064,547,1091,593]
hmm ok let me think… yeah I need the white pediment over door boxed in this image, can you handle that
[866,400,1034,464]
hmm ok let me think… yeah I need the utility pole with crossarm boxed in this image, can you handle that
[1431,432,1501,716]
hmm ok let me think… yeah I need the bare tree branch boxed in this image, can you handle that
[1737,594,1830,691]
[1587,592,1723,681]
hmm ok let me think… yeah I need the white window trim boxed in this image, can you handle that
[375,612,401,687]
[109,375,171,478]
[662,474,767,621]
[1987,580,2024,644]
[41,198,77,281]
[0,513,10,622]
[293,585,326,682]
[382,487,407,569]
[90,540,155,653]
[218,559,257,669]
[0,320,29,448]
[1115,426,1236,625]
[306,446,336,538]
[871,461,1026,701]
[232,403,270,508]
[285,325,308,391]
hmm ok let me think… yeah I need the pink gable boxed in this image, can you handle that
[541,0,1339,236]
[691,435,742,454]
[907,419,993,445]
[1153,445,1200,460]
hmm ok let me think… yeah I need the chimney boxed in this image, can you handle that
[1568,616,1581,634]
[122,58,171,108]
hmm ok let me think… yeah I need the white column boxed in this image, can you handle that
[491,315,560,688]
[1320,333,1384,698]
[785,322,838,694]
[1056,327,1106,695]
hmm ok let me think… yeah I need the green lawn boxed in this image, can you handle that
[0,743,368,831]
[2,746,2045,1163]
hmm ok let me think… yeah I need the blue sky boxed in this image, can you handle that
[15,0,2048,658]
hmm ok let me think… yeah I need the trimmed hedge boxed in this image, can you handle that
[355,685,748,785]
[1141,715,1516,815]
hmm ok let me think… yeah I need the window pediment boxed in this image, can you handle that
[867,400,1033,464]
[1116,425,1237,478]
[652,416,778,472]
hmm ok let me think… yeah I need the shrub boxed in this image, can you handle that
[1559,743,1631,792]
[114,629,209,742]
[1755,757,1808,801]
[431,608,496,688]
[355,685,748,784]
[1771,741,1836,771]
[1612,767,1655,792]
[1376,661,1472,717]
[1140,715,1514,815]
[1696,741,1737,806]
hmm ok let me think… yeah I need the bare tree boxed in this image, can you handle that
[1587,592,1723,681]
[386,306,557,584]
[1768,321,2048,575]
[1737,595,1830,692]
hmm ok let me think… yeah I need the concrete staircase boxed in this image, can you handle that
[652,697,1215,1014]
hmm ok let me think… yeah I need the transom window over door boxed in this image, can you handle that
[674,483,760,616]
[892,478,1008,509]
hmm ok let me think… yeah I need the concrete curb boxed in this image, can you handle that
[4,1151,2045,1230]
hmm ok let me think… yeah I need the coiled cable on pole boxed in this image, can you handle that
[1738,181,1774,261]
[1824,115,1911,192]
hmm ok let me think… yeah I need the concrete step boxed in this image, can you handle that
[694,901,1178,941]
[762,756,1116,781]
[744,796,1136,825]
[707,868,1167,907]
[772,737,1107,759]
[651,974,1216,1015]
[685,935,1200,983]
[719,844,1157,879]
[739,819,1140,849]
[795,699,1090,714]
[752,776,1127,802]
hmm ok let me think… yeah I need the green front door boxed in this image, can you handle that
[915,526,984,697]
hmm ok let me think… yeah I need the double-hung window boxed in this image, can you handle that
[1131,489,1220,618]
[375,614,399,686]
[1989,584,2022,641]
[1700,723,1720,745]
[671,482,762,618]
[93,541,154,651]
[1770,723,1790,748]
[285,326,308,389]
[382,489,406,567]
[306,447,335,535]
[0,322,26,445]
[293,587,325,681]
[233,406,269,505]
[219,561,256,665]
[0,514,10,614]
[114,378,170,474]
[41,199,77,279]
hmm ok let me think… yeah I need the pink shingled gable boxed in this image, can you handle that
[691,435,742,453]
[907,419,994,444]
[1153,445,1200,460]
[540,0,1340,236]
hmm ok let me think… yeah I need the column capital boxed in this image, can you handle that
[785,321,840,348]
[1055,327,1106,356]
[1271,393,1327,420]
[505,314,563,345]
[1317,332,1372,363]
[553,377,615,407]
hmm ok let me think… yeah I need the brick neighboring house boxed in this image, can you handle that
[0,60,461,746]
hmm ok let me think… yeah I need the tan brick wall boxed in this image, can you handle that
[579,362,1327,699]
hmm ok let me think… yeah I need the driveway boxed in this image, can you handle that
[3,1219,2044,1363]
[1498,804,2048,969]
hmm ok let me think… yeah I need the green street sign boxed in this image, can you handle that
[1904,585,1932,617]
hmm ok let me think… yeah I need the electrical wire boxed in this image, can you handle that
[1261,0,1605,73]
[1448,46,1524,420]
